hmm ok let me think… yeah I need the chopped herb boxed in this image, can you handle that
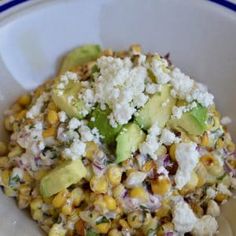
[95,216,109,225]
[147,229,156,236]
[9,175,20,187]
[29,124,35,129]
[217,173,227,181]
[86,229,98,236]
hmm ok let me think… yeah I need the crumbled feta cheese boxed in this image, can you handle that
[172,198,198,233]
[160,128,180,146]
[221,116,232,125]
[207,200,220,217]
[188,88,214,107]
[171,102,197,119]
[217,183,232,196]
[145,83,162,94]
[125,171,147,188]
[175,143,200,189]
[79,125,94,142]
[90,117,95,122]
[151,57,171,84]
[58,111,68,122]
[139,123,161,160]
[11,167,23,180]
[26,93,49,119]
[63,139,86,160]
[68,118,81,130]
[192,215,218,236]
[157,166,169,177]
[206,187,217,199]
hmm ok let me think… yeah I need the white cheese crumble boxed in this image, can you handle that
[207,200,220,217]
[26,93,49,119]
[78,125,94,142]
[217,183,232,196]
[160,128,180,146]
[63,139,86,160]
[139,123,161,160]
[175,143,200,189]
[125,171,147,188]
[171,102,197,119]
[145,83,161,94]
[172,197,198,233]
[68,118,81,130]
[11,167,23,180]
[221,116,232,125]
[206,187,217,199]
[192,215,218,236]
[58,111,68,122]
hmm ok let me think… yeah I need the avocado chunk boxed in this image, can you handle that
[168,104,208,135]
[116,123,145,163]
[52,79,87,118]
[60,44,101,74]
[88,107,122,145]
[40,159,87,197]
[135,85,176,130]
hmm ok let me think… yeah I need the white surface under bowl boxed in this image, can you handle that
[0,0,235,235]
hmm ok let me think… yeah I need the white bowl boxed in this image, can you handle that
[0,0,235,235]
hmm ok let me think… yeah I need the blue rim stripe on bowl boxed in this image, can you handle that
[209,0,236,11]
[0,0,30,13]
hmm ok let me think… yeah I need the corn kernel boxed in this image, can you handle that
[200,155,223,177]
[49,223,66,236]
[104,195,117,211]
[8,145,23,158]
[142,160,156,172]
[215,193,228,203]
[129,186,148,201]
[52,190,68,208]
[32,209,43,222]
[169,144,176,161]
[227,141,235,153]
[94,195,107,212]
[34,169,48,180]
[0,156,9,168]
[0,141,8,156]
[156,145,167,156]
[96,222,111,234]
[155,205,170,219]
[201,132,209,147]
[61,203,73,216]
[113,184,125,199]
[15,110,27,121]
[19,184,31,195]
[71,187,84,206]
[47,101,58,111]
[151,176,171,195]
[1,169,10,185]
[18,94,31,107]
[43,127,56,138]
[216,138,225,149]
[130,44,141,55]
[30,198,43,211]
[90,176,108,194]
[127,211,151,228]
[75,219,85,236]
[119,219,130,229]
[18,194,30,209]
[47,110,59,125]
[103,49,113,56]
[108,229,122,236]
[4,187,16,197]
[4,116,13,131]
[85,142,99,161]
[107,166,122,186]
[11,103,22,113]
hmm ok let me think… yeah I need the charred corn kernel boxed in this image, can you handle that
[190,202,204,218]
[200,155,223,176]
[0,156,9,168]
[96,222,111,234]
[8,145,23,158]
[129,186,148,201]
[49,223,66,236]
[18,94,31,106]
[11,103,22,113]
[104,195,117,211]
[1,169,10,185]
[108,229,122,236]
[32,209,43,222]
[162,222,174,232]
[15,110,27,121]
[103,49,113,56]
[47,101,57,111]
[142,160,155,172]
[0,141,8,156]
[75,219,85,236]
[71,187,84,206]
[151,176,171,195]
[18,194,30,209]
[43,127,56,138]
[47,110,59,125]
[94,195,107,212]
[169,144,176,161]
[61,203,73,215]
[4,116,13,131]
[201,132,209,147]
[215,193,228,203]
[200,155,215,167]
[113,184,125,199]
[176,99,188,107]
[85,142,99,161]
[119,219,130,229]
[107,166,122,186]
[30,197,43,211]
[90,175,108,194]
[52,190,68,208]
